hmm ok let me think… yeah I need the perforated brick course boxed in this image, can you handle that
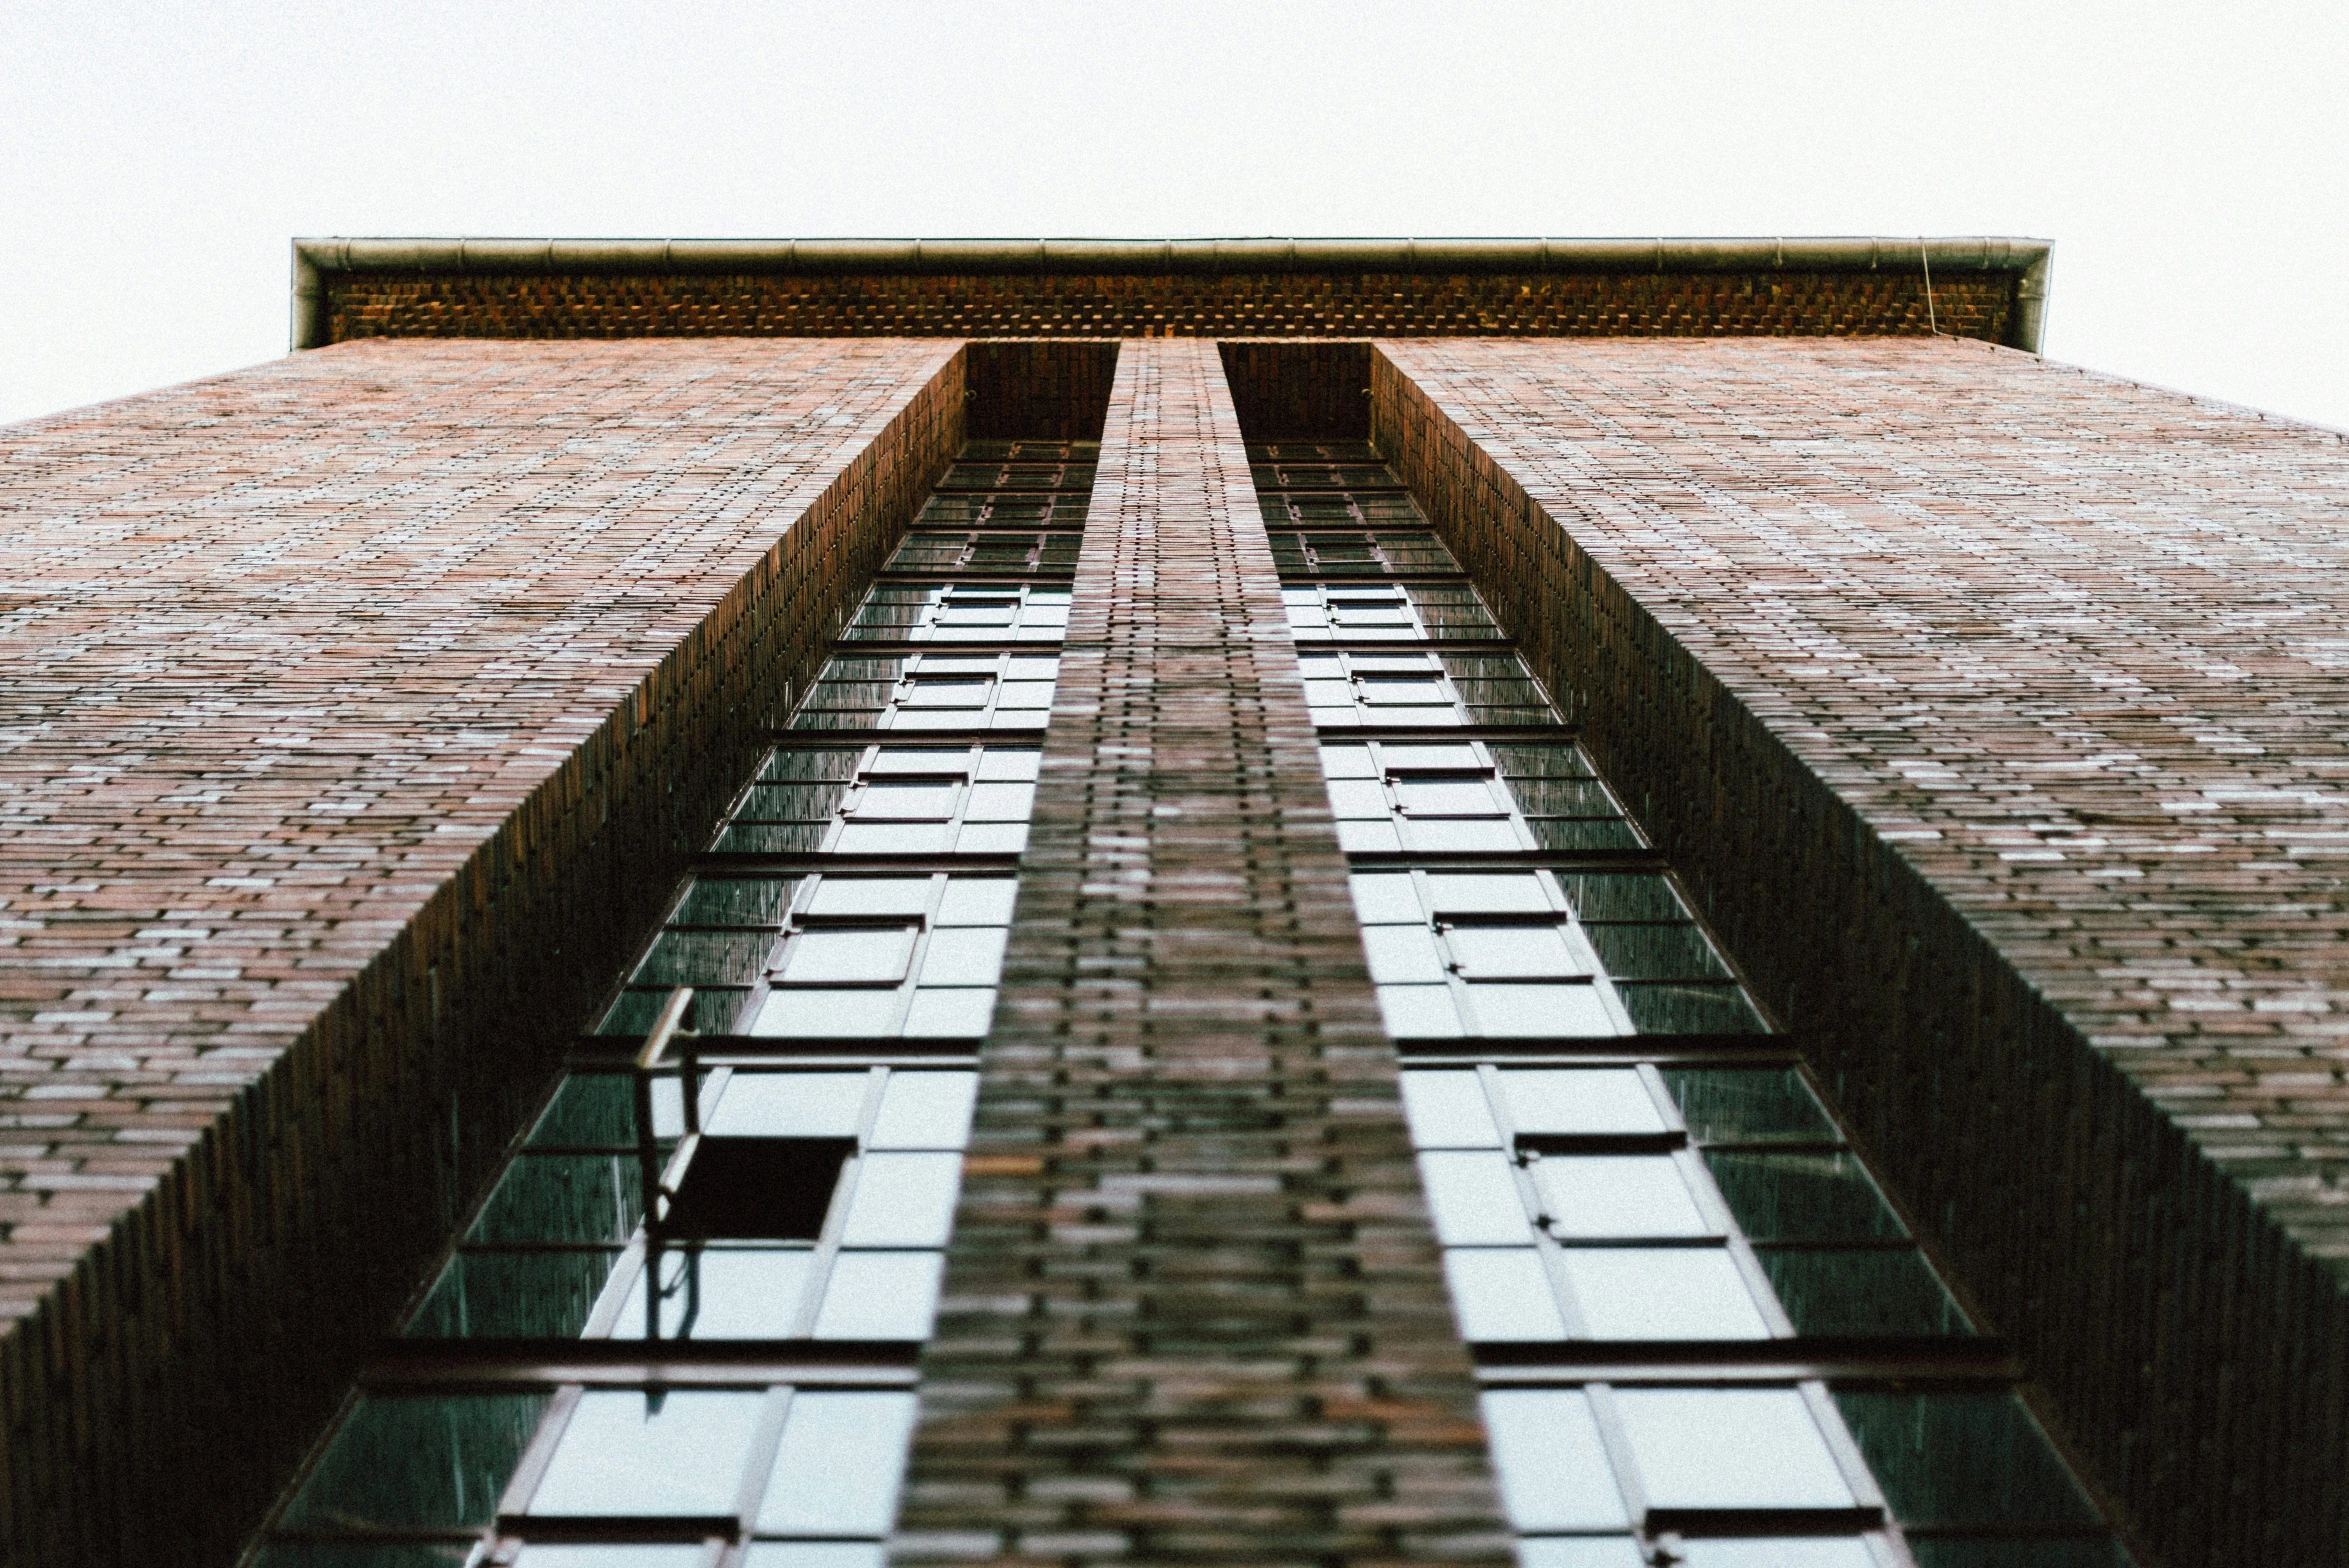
[323,269,2018,346]
[897,339,1509,1567]
[1371,336,2349,1568]
[0,337,962,1566]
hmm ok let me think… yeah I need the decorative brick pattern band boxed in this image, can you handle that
[1370,337,2349,1568]
[324,270,2019,346]
[0,339,963,1566]
[897,340,1509,1566]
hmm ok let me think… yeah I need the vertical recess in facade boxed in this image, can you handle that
[1237,389,2140,1567]
[237,413,1106,1568]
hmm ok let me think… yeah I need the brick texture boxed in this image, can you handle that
[897,339,1509,1567]
[324,270,2019,346]
[0,337,963,1566]
[1370,336,2349,1568]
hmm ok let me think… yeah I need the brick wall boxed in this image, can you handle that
[324,269,2019,346]
[897,339,1510,1566]
[0,338,963,1566]
[1370,336,2349,1568]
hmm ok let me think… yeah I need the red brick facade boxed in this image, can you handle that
[0,338,964,1564]
[1373,336,2349,1568]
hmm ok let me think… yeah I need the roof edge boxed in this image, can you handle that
[290,235,2054,353]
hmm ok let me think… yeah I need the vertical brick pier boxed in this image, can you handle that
[898,340,1509,1566]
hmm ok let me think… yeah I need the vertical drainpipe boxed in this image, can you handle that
[289,241,325,352]
[2013,247,2053,354]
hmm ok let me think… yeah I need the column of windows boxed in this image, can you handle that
[243,440,1097,1568]
[1253,439,2134,1568]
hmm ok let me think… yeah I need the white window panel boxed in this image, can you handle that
[751,989,902,1038]
[1556,1248,1772,1340]
[1404,819,1522,853]
[867,746,969,774]
[851,781,960,818]
[1478,1390,1632,1531]
[1426,872,1553,916]
[918,926,1009,987]
[1318,744,1378,778]
[833,823,954,855]
[807,879,935,918]
[1611,1388,1856,1511]
[899,676,994,709]
[953,822,1029,854]
[1394,779,1506,815]
[1673,1542,1878,1568]
[1336,819,1405,853]
[1417,1151,1533,1245]
[1376,983,1463,1039]
[1359,676,1452,707]
[813,1251,944,1339]
[1535,1156,1714,1239]
[902,987,998,1038]
[841,1152,963,1247]
[1516,1540,1648,1568]
[1325,778,1391,818]
[1463,981,1619,1038]
[779,927,917,986]
[993,680,1057,709]
[964,781,1036,820]
[869,1072,979,1150]
[1361,925,1446,984]
[1496,1069,1669,1136]
[528,1390,766,1516]
[517,1546,709,1567]
[756,1391,920,1534]
[1444,1249,1567,1342]
[934,595,1019,627]
[936,878,1017,925]
[1348,872,1425,924]
[709,1073,869,1137]
[974,748,1041,781]
[1399,1071,1502,1148]
[1446,925,1586,979]
[616,1247,816,1340]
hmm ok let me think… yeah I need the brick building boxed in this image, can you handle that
[1,237,2343,1568]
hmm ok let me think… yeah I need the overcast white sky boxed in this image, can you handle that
[4,1,2346,430]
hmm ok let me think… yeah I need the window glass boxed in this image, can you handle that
[1375,985,1462,1039]
[1348,872,1424,924]
[1416,1151,1530,1246]
[1398,1071,1502,1148]
[1619,983,1768,1035]
[1674,1542,1879,1567]
[1445,924,1583,979]
[1556,1249,1771,1340]
[918,927,1009,987]
[709,1073,867,1138]
[249,1546,478,1568]
[841,1152,963,1247]
[1534,1156,1713,1239]
[936,877,1017,925]
[745,1547,890,1568]
[279,1394,549,1529]
[851,781,959,818]
[901,986,998,1038]
[1556,873,1688,923]
[1832,1391,2101,1526]
[633,929,776,987]
[813,1251,945,1340]
[869,1072,979,1149]
[1464,981,1619,1037]
[1611,1388,1855,1511]
[672,877,798,927]
[1704,1151,1908,1241]
[1515,1542,1646,1568]
[756,1392,920,1534]
[1496,1070,1667,1137]
[528,1389,767,1517]
[1444,1250,1566,1342]
[1362,925,1445,984]
[1905,1544,2133,1568]
[1661,1069,1838,1145]
[751,989,901,1038]
[468,1155,642,1245]
[1583,923,1734,981]
[807,879,933,918]
[779,928,918,986]
[1426,872,1551,916]
[1477,1390,1631,1531]
[616,1247,816,1340]
[1757,1250,1973,1338]
[407,1250,622,1340]
[529,1074,679,1147]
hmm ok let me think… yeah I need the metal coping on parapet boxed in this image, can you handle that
[288,234,2055,353]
